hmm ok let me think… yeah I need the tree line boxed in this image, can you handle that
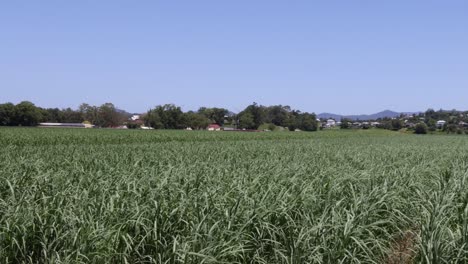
[144,103,318,131]
[0,101,128,127]
[0,101,319,131]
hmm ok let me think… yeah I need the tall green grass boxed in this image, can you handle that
[1,128,467,263]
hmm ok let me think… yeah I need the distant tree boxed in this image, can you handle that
[340,118,352,129]
[42,108,63,123]
[97,103,121,127]
[61,108,83,123]
[238,103,266,129]
[427,119,437,131]
[0,102,16,126]
[296,113,318,131]
[198,107,228,125]
[390,119,403,131]
[14,101,42,126]
[161,104,185,129]
[145,104,186,129]
[414,123,428,134]
[79,103,99,124]
[238,112,255,129]
[445,124,458,134]
[266,105,291,126]
[425,108,435,117]
[283,110,301,131]
[144,109,163,129]
[185,111,211,130]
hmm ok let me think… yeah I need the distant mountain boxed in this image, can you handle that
[317,113,344,121]
[317,110,415,121]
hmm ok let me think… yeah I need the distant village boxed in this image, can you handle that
[1,101,467,134]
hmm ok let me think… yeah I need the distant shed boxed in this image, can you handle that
[207,124,221,131]
[436,120,446,128]
[39,123,94,128]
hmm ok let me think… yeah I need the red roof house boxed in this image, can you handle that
[207,124,221,131]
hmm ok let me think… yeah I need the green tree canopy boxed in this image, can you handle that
[340,118,352,129]
[198,107,228,125]
[238,103,266,129]
[185,111,211,130]
[238,112,255,129]
[295,113,318,131]
[0,102,16,126]
[96,103,122,128]
[415,123,428,134]
[145,104,186,129]
[14,101,42,126]
[79,103,99,124]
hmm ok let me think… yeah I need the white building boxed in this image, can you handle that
[130,115,141,121]
[326,119,336,128]
[436,120,446,128]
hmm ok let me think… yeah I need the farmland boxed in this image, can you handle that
[1,128,468,263]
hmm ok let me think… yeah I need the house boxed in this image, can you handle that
[130,115,141,121]
[436,120,447,128]
[352,122,362,128]
[39,122,94,128]
[322,119,336,128]
[207,124,221,131]
[371,122,380,127]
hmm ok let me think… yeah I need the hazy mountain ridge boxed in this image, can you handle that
[318,110,418,121]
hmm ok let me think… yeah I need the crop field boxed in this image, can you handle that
[1,128,468,263]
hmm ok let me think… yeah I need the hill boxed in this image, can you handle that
[318,110,411,121]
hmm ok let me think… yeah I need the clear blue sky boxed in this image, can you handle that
[1,1,467,114]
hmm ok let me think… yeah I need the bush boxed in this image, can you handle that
[258,123,277,131]
[390,119,403,131]
[446,124,458,134]
[127,123,141,129]
[340,119,351,129]
[414,123,428,134]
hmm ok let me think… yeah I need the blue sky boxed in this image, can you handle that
[1,1,467,114]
